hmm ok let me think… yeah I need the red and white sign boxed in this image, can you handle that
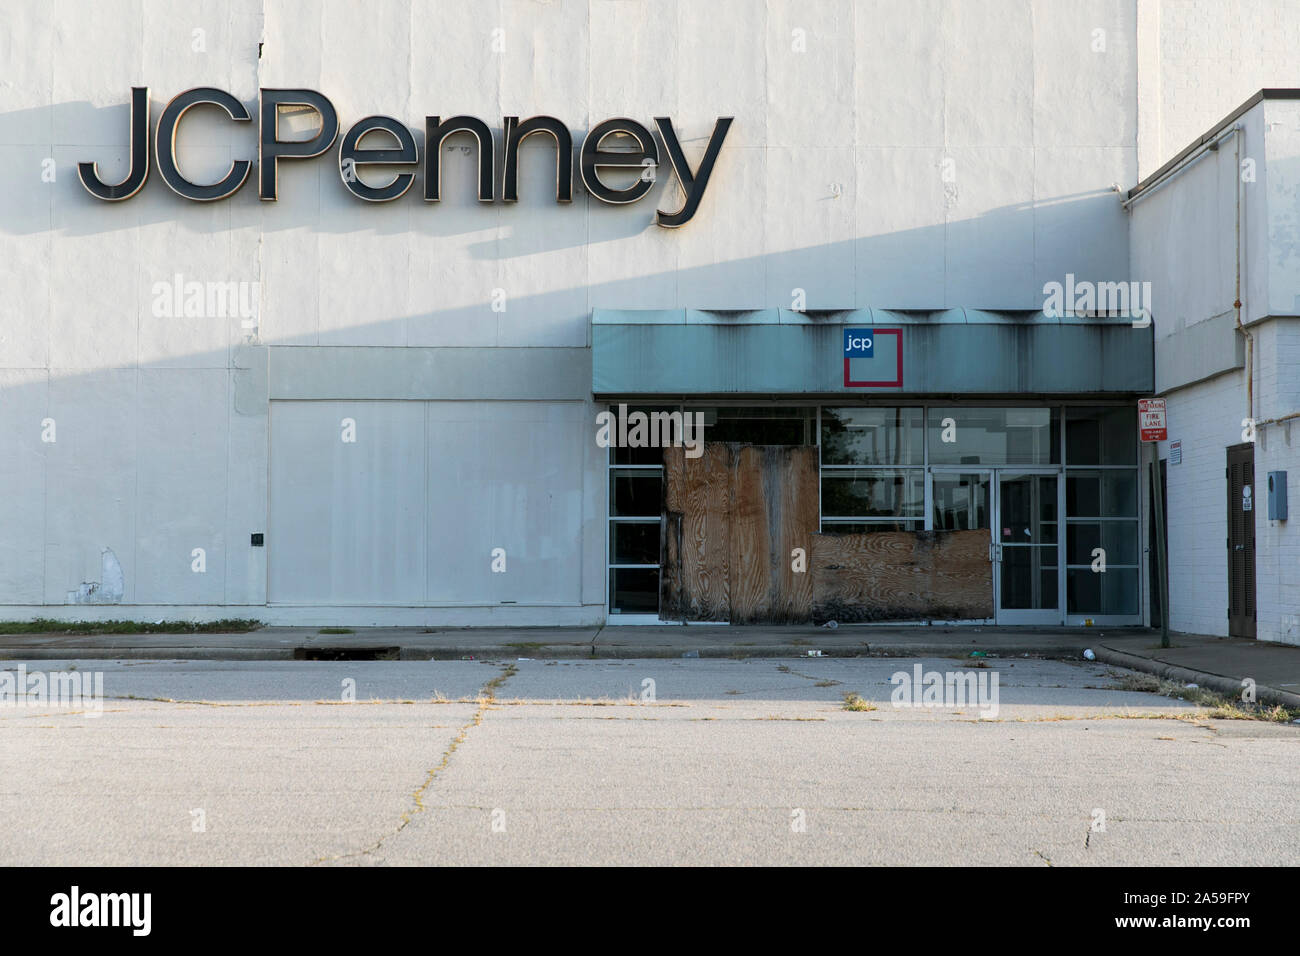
[1139,398,1167,442]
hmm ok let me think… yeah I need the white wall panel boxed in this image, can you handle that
[134,369,230,603]
[268,400,585,607]
[269,400,427,603]
[426,401,585,605]
[0,370,49,604]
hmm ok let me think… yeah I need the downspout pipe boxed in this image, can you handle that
[1232,125,1253,430]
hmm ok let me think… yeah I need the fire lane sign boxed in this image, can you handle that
[1139,398,1167,442]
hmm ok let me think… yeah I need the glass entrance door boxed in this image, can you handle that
[994,472,1061,625]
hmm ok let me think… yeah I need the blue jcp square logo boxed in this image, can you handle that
[843,328,874,357]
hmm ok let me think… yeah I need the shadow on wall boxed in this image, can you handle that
[0,99,1136,607]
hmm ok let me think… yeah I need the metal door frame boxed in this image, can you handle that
[1227,442,1257,639]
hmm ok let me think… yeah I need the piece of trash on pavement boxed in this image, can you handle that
[1082,649,1096,660]
[822,620,838,629]
[1185,682,1198,689]
[807,649,823,657]
[681,650,699,658]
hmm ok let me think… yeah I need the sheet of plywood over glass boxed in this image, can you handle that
[661,444,819,624]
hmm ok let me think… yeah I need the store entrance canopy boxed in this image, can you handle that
[592,309,1154,398]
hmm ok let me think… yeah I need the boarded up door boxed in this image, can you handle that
[661,444,819,623]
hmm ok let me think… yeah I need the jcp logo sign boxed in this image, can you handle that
[843,328,875,357]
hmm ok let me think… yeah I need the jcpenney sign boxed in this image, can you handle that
[77,87,732,227]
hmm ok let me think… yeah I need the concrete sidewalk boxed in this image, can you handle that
[2,622,1297,707]
[0,623,1095,662]
[1093,631,1300,709]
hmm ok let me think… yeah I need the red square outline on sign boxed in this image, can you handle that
[844,328,903,387]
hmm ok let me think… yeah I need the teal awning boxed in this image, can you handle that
[592,309,1154,397]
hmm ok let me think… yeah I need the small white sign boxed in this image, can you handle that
[1169,440,1181,465]
[1243,486,1253,512]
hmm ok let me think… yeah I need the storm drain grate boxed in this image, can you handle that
[294,646,401,661]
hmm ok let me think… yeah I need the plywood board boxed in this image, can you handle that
[728,445,818,624]
[664,443,819,624]
[662,442,732,621]
[727,445,771,624]
[811,529,992,623]
[660,446,684,621]
[774,446,819,621]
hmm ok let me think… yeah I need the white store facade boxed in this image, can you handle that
[1,1,1298,643]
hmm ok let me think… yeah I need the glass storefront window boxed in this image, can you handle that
[1067,567,1138,615]
[1065,406,1137,465]
[1064,419,1140,616]
[610,468,662,517]
[610,521,659,566]
[1067,470,1138,516]
[927,407,1059,465]
[609,406,678,464]
[1067,521,1140,566]
[821,407,924,465]
[607,405,667,615]
[821,468,924,519]
[609,568,659,614]
[931,472,991,531]
[697,406,815,445]
[820,519,921,533]
[605,401,1144,623]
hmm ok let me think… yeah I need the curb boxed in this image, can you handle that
[0,642,1091,662]
[590,643,1089,660]
[0,647,299,661]
[1092,645,1300,710]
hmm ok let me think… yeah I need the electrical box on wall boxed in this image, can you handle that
[1267,471,1288,520]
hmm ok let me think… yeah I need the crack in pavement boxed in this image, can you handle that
[310,662,517,865]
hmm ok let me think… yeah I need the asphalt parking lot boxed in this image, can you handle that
[1,657,1296,865]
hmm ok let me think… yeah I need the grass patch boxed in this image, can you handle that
[0,618,262,635]
[842,692,877,712]
[317,627,354,635]
[1114,672,1300,722]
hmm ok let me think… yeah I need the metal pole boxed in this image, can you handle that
[1151,455,1170,648]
